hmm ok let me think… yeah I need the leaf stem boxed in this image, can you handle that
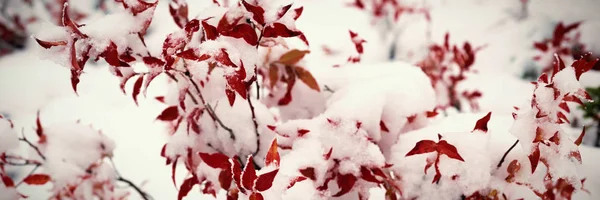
[497,140,519,168]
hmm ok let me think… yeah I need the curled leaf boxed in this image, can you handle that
[294,66,320,92]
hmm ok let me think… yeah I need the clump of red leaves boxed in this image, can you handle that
[417,33,484,111]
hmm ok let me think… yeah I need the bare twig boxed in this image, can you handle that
[117,177,152,200]
[247,96,260,156]
[19,131,46,160]
[497,140,519,168]
[15,165,40,187]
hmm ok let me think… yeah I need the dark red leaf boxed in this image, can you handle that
[217,13,242,34]
[380,120,389,132]
[276,4,293,20]
[528,146,540,173]
[178,177,199,200]
[218,169,233,189]
[324,147,333,160]
[263,23,302,38]
[177,49,211,61]
[255,169,279,191]
[241,155,257,190]
[265,139,280,167]
[533,42,548,52]
[360,166,379,183]
[572,53,598,80]
[437,140,464,162]
[473,112,491,133]
[171,157,178,187]
[202,20,218,40]
[332,173,357,197]
[287,176,307,189]
[267,125,277,131]
[35,38,67,49]
[198,152,231,170]
[215,49,237,67]
[293,7,303,20]
[231,157,244,192]
[157,106,179,121]
[575,127,585,146]
[242,0,265,25]
[297,129,310,137]
[1,173,15,187]
[184,19,200,36]
[299,167,316,180]
[405,140,437,157]
[222,23,258,46]
[552,54,566,78]
[169,0,189,29]
[132,75,144,105]
[225,89,236,106]
[61,3,86,38]
[22,174,50,185]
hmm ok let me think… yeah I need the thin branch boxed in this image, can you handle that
[324,85,335,93]
[19,131,46,160]
[0,161,40,166]
[117,177,152,200]
[205,104,235,140]
[247,96,260,156]
[497,140,519,168]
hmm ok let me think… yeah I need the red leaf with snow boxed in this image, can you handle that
[528,146,540,173]
[215,49,237,67]
[473,112,491,133]
[533,42,548,52]
[552,54,566,78]
[178,177,199,200]
[293,7,304,20]
[61,3,86,38]
[349,30,366,54]
[23,174,50,185]
[217,13,242,34]
[169,0,188,29]
[405,140,437,156]
[332,173,357,197]
[300,167,316,180]
[437,140,465,162]
[242,155,257,190]
[572,53,598,80]
[263,23,302,38]
[132,75,144,105]
[199,152,231,170]
[35,39,66,49]
[157,106,179,121]
[242,1,265,25]
[231,157,244,192]
[287,176,307,189]
[255,169,279,191]
[266,139,280,167]
[249,192,264,200]
[360,166,379,183]
[225,89,236,106]
[202,21,218,41]
[276,4,293,20]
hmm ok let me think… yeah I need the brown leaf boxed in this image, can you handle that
[278,49,310,65]
[294,66,320,92]
[269,64,279,88]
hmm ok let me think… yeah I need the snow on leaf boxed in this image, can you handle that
[294,66,320,92]
[324,147,333,160]
[360,166,379,183]
[276,4,293,20]
[332,173,357,197]
[242,0,265,25]
[202,20,218,41]
[156,106,179,121]
[226,89,236,106]
[169,0,189,29]
[199,152,231,170]
[472,112,492,133]
[405,140,437,157]
[178,177,199,200]
[222,24,258,46]
[241,155,257,190]
[265,139,280,167]
[572,53,598,80]
[278,49,310,65]
[22,174,51,185]
[293,7,303,20]
[231,157,244,192]
[254,169,279,191]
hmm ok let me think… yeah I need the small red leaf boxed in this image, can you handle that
[242,0,265,25]
[241,155,257,190]
[324,147,333,160]
[405,140,437,157]
[156,106,179,121]
[360,166,379,183]
[225,89,236,106]
[332,173,357,197]
[22,174,51,185]
[287,176,307,189]
[218,170,233,189]
[202,21,218,40]
[276,4,293,20]
[299,167,316,180]
[222,24,258,46]
[528,146,540,173]
[132,75,144,105]
[171,157,178,188]
[1,173,14,187]
[575,127,585,146]
[267,125,277,131]
[249,192,264,200]
[178,177,199,200]
[380,120,389,132]
[437,140,465,162]
[199,152,231,170]
[263,23,302,38]
[293,7,303,20]
[297,129,310,137]
[266,139,280,167]
[231,157,244,192]
[473,112,491,133]
[255,169,279,191]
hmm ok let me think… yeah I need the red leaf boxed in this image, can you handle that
[575,127,585,146]
[225,89,236,106]
[473,112,491,133]
[1,173,15,187]
[169,0,189,29]
[215,49,237,67]
[572,53,598,80]
[267,125,277,131]
[231,157,244,192]
[202,20,218,41]
[104,42,127,67]
[528,146,540,173]
[70,69,81,93]
[293,7,304,20]
[437,140,465,162]
[299,167,316,180]
[199,152,231,170]
[132,75,144,105]
[222,24,258,46]
[217,13,242,34]
[380,120,389,132]
[287,176,307,189]
[332,173,357,197]
[241,155,257,190]
[157,106,179,121]
[263,23,302,38]
[297,129,310,137]
[349,30,366,54]
[360,166,379,183]
[143,56,166,67]
[35,38,67,49]
[552,54,566,78]
[533,42,548,52]
[22,174,50,185]
[177,49,211,61]
[405,140,437,157]
[242,0,265,25]
[276,4,293,20]
[171,157,178,188]
[178,177,199,200]
[218,169,233,189]
[255,169,279,191]
[324,147,333,160]
[249,192,264,200]
[61,3,86,38]
[265,139,280,167]
[35,110,44,140]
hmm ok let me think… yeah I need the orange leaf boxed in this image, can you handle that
[265,139,280,167]
[294,66,320,92]
[23,174,51,185]
[278,49,310,65]
[269,64,279,88]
